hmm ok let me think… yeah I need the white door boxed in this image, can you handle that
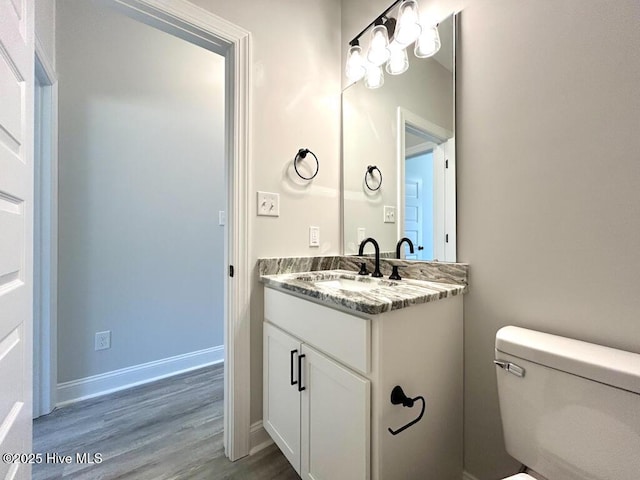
[404,177,422,260]
[0,0,34,479]
[263,322,302,474]
[300,344,370,480]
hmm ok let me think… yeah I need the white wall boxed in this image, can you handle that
[458,1,640,478]
[57,1,225,382]
[35,0,56,69]
[188,0,343,424]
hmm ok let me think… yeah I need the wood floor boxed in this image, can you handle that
[33,364,299,480]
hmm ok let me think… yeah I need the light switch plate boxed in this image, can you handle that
[218,211,226,226]
[357,227,366,243]
[309,226,320,247]
[383,206,396,223]
[257,191,279,217]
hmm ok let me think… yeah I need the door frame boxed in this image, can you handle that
[35,0,252,461]
[33,37,58,418]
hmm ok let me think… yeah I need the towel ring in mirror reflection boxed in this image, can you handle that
[294,148,319,180]
[365,165,382,191]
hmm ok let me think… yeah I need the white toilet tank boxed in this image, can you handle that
[495,326,640,480]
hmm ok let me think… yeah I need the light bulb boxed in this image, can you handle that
[366,24,390,67]
[345,44,366,82]
[394,0,422,47]
[364,65,384,89]
[386,43,409,75]
[414,25,441,58]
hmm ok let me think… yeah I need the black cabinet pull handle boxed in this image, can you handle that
[290,349,298,386]
[297,354,306,392]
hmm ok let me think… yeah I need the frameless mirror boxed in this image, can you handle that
[342,13,456,261]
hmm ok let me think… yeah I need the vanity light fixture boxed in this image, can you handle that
[345,0,441,88]
[414,24,441,58]
[386,42,409,75]
[394,0,422,47]
[367,19,391,66]
[345,40,366,82]
[365,64,385,89]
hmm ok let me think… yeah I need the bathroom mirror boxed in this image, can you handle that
[342,13,456,261]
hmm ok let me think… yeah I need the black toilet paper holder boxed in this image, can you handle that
[387,385,426,436]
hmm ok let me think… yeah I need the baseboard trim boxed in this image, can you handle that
[463,471,481,480]
[249,420,273,455]
[57,345,224,407]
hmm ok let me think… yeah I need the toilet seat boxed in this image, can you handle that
[501,474,536,480]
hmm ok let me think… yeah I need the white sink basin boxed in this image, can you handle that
[313,275,398,293]
[314,278,381,292]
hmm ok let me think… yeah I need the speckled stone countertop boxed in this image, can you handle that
[260,269,467,315]
[258,255,468,286]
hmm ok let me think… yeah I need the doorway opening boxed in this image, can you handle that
[32,0,251,464]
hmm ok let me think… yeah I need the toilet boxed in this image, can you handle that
[494,326,640,480]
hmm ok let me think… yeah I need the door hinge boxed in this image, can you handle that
[445,234,449,243]
[229,265,234,277]
[445,159,449,168]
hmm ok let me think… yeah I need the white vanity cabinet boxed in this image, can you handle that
[263,304,370,479]
[263,322,303,472]
[263,285,463,480]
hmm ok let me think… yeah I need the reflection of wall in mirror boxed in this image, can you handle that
[342,42,453,255]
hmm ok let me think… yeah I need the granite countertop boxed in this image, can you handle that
[260,269,467,315]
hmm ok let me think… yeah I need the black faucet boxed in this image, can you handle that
[389,237,414,280]
[358,237,383,278]
[395,237,414,258]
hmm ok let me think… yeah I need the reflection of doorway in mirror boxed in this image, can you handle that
[397,107,456,262]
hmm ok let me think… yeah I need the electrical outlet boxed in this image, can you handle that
[383,206,396,223]
[309,226,320,247]
[357,227,366,243]
[257,191,280,217]
[95,331,111,351]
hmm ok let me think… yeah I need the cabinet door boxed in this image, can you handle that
[263,322,302,474]
[300,345,370,480]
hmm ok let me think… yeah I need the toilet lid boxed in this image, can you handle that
[502,475,536,480]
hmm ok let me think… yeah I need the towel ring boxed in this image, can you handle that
[365,165,382,191]
[294,148,319,180]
